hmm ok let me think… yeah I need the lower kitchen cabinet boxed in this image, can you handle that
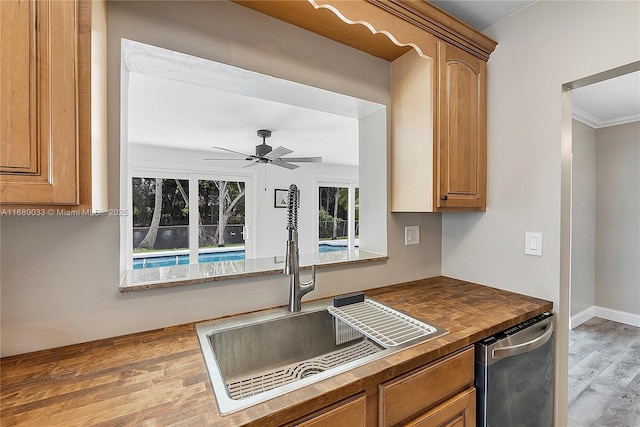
[379,346,474,427]
[282,346,475,426]
[404,388,476,427]
[285,393,366,426]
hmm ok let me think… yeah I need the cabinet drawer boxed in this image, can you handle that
[286,393,366,427]
[379,346,474,427]
[404,388,476,427]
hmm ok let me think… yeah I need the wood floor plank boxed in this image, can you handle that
[600,346,640,388]
[568,317,640,427]
[568,351,611,404]
[569,381,621,426]
[595,379,640,427]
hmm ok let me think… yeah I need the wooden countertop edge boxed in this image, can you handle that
[0,276,553,426]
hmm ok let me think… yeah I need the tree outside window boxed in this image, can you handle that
[132,177,189,255]
[198,180,245,249]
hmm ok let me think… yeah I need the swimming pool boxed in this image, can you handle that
[133,250,244,269]
[133,244,349,269]
[318,243,349,252]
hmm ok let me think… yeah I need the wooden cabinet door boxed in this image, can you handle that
[404,388,476,427]
[285,393,366,427]
[0,0,79,205]
[379,346,474,427]
[436,41,487,211]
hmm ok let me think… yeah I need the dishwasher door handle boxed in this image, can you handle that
[491,322,553,361]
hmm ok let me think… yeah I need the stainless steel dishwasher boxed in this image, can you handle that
[475,312,554,427]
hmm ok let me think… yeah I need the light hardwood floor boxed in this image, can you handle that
[568,317,640,427]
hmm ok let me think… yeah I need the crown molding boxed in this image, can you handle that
[572,107,640,129]
[233,0,497,61]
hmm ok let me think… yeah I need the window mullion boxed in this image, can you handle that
[348,184,355,250]
[126,173,134,270]
[189,178,199,264]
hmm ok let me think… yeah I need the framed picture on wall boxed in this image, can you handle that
[274,189,289,208]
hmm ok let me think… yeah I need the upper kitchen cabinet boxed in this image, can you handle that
[436,41,487,211]
[233,0,496,212]
[0,0,106,211]
[391,22,492,213]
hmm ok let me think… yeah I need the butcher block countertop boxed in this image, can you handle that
[0,276,553,426]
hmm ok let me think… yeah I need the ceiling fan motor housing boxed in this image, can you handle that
[255,143,272,156]
[256,129,273,156]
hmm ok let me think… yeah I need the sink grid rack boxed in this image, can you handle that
[225,340,381,400]
[327,299,438,348]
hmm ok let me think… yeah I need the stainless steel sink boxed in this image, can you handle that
[195,298,447,414]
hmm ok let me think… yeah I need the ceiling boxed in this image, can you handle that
[572,71,640,129]
[124,40,382,167]
[128,1,639,162]
[431,0,537,31]
[127,72,361,166]
[431,0,639,128]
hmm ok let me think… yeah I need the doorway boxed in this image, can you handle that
[565,64,640,328]
[561,61,640,426]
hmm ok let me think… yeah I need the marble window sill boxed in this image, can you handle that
[119,250,388,293]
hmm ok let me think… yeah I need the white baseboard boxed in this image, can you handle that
[570,305,640,329]
[570,306,596,329]
[595,306,640,327]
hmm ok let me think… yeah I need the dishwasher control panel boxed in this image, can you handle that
[479,311,553,346]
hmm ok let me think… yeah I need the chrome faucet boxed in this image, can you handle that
[284,184,316,312]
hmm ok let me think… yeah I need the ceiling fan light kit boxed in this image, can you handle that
[206,129,322,170]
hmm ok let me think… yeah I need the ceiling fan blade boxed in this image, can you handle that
[204,158,248,161]
[279,157,322,163]
[271,160,299,170]
[242,161,259,168]
[211,145,252,157]
[265,146,293,160]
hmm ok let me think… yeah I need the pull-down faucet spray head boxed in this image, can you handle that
[286,185,299,229]
[284,184,299,275]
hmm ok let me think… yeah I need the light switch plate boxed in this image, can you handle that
[405,225,420,246]
[525,232,542,256]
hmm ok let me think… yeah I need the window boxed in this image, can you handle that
[121,40,388,284]
[317,181,359,252]
[132,177,190,268]
[129,173,248,270]
[198,179,246,263]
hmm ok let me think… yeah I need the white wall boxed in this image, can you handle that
[0,1,442,357]
[595,121,640,316]
[441,2,640,425]
[570,120,596,317]
[443,0,639,302]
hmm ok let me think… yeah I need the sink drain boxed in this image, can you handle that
[298,366,324,379]
[225,340,381,400]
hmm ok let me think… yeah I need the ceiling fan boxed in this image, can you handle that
[205,129,322,170]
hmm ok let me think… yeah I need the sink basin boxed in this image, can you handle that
[195,298,447,414]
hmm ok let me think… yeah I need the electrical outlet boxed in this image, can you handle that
[405,226,420,246]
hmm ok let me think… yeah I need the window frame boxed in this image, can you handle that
[126,166,255,271]
[314,177,359,252]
